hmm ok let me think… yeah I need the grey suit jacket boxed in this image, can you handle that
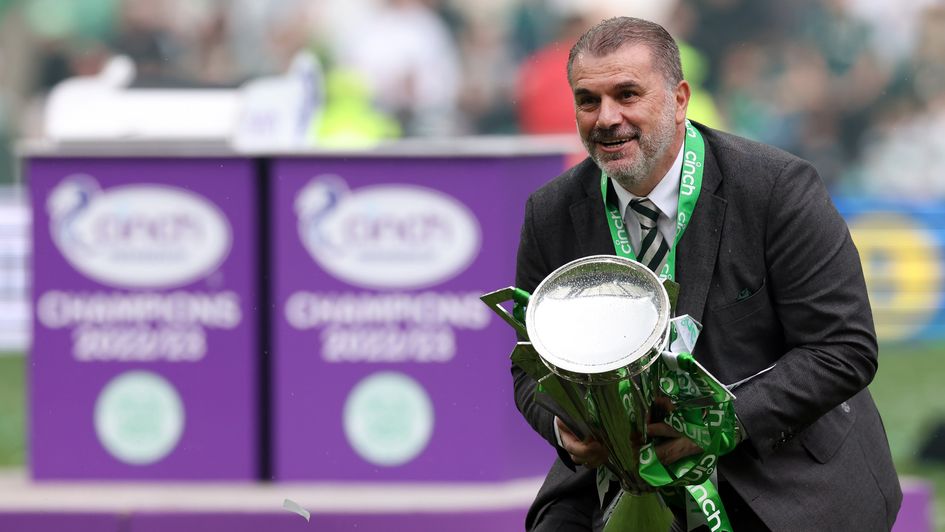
[513,123,902,531]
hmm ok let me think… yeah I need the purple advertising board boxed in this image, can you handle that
[892,479,933,532]
[271,153,566,481]
[0,513,123,532]
[28,156,259,479]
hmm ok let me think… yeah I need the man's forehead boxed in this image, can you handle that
[570,43,658,87]
[572,42,655,70]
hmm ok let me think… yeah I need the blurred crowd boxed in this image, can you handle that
[1,0,945,197]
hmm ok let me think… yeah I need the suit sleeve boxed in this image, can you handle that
[512,195,571,456]
[733,158,878,459]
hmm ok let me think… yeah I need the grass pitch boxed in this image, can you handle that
[0,354,24,467]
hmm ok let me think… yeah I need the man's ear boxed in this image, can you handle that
[675,80,691,124]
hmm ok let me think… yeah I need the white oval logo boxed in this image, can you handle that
[47,175,232,288]
[295,175,480,289]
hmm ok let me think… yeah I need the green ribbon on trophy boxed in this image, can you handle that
[636,318,738,532]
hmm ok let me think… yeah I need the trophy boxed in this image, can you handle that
[483,255,738,531]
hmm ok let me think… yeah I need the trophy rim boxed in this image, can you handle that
[524,254,671,377]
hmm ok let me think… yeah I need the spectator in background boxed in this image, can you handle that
[455,9,520,134]
[330,0,462,136]
[716,38,859,188]
[109,0,188,87]
[799,0,891,184]
[843,0,940,65]
[664,2,724,129]
[227,0,312,79]
[509,0,562,62]
[515,12,588,134]
[685,0,789,91]
[261,0,319,77]
[716,43,795,150]
[312,69,401,147]
[854,4,945,199]
[188,4,241,86]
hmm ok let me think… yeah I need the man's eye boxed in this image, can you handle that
[576,97,598,108]
[620,90,637,100]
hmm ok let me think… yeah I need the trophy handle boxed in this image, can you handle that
[662,278,680,315]
[480,287,530,338]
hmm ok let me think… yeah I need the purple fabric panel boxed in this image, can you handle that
[270,154,565,481]
[0,512,124,531]
[892,481,932,532]
[29,157,259,480]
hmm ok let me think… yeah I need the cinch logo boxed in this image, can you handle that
[47,175,232,288]
[680,149,700,196]
[686,480,723,531]
[295,175,481,289]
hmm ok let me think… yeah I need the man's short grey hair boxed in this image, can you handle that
[567,17,683,88]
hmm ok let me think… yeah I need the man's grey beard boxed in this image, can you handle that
[584,100,678,192]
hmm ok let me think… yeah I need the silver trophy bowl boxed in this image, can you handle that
[526,255,670,384]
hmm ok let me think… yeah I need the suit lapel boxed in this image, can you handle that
[570,160,616,257]
[676,131,727,323]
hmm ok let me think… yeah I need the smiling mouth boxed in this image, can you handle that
[597,137,637,150]
[600,138,630,147]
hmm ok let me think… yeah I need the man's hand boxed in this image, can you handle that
[646,396,702,465]
[647,421,702,464]
[556,417,609,468]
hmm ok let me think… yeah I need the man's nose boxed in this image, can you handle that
[596,98,623,129]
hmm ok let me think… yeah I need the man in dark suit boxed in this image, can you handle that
[513,16,902,531]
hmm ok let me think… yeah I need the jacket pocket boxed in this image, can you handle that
[801,401,857,463]
[711,278,769,325]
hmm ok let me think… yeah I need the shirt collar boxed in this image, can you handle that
[610,142,685,221]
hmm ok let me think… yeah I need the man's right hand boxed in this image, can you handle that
[556,417,609,468]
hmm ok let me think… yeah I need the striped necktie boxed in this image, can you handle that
[628,197,669,273]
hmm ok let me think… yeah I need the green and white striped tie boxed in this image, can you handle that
[628,197,669,273]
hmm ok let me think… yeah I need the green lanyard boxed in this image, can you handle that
[596,122,733,531]
[600,120,705,281]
